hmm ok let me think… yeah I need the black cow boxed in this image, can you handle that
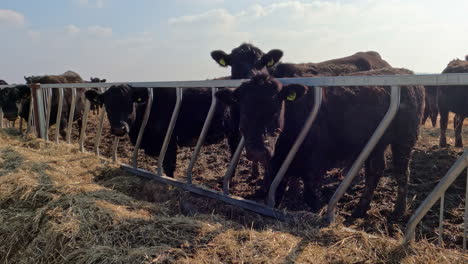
[422,86,438,127]
[210,43,391,79]
[216,69,424,218]
[85,85,240,177]
[0,85,30,124]
[88,77,107,115]
[438,57,468,148]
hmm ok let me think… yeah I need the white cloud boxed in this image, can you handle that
[87,25,113,37]
[66,24,81,35]
[0,9,25,27]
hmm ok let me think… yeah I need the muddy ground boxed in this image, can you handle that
[5,110,467,250]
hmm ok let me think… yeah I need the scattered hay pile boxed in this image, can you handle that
[0,129,466,263]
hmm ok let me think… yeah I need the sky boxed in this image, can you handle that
[1,0,468,83]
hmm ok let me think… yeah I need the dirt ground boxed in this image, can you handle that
[3,109,467,251]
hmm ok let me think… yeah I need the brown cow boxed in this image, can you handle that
[438,58,468,148]
[216,68,424,218]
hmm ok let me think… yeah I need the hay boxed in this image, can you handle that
[0,129,466,263]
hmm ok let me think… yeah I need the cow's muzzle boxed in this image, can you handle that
[111,122,129,137]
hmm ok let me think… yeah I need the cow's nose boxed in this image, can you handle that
[111,122,128,137]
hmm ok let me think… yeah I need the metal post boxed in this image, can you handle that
[112,137,120,162]
[132,88,154,168]
[438,193,445,246]
[79,99,90,152]
[55,88,64,143]
[267,87,323,207]
[45,88,52,141]
[30,84,47,139]
[157,88,183,176]
[223,136,245,195]
[66,88,77,144]
[327,85,401,223]
[94,87,107,156]
[26,94,34,134]
[186,87,218,183]
[405,149,468,244]
[463,168,468,251]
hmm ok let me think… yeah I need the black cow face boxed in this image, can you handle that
[211,43,284,79]
[85,84,148,137]
[216,74,308,165]
[0,85,31,121]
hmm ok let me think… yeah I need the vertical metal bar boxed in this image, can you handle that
[31,84,46,139]
[223,136,245,195]
[45,88,52,141]
[66,88,77,144]
[26,92,34,134]
[19,117,23,134]
[405,149,468,244]
[157,88,183,176]
[327,85,401,223]
[464,168,468,251]
[0,108,3,128]
[112,137,120,162]
[186,87,218,184]
[132,88,154,168]
[55,88,64,143]
[79,99,90,152]
[267,87,323,207]
[438,193,445,246]
[94,87,107,156]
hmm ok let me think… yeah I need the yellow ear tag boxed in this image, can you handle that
[136,98,142,102]
[219,58,226,66]
[286,91,296,101]
[267,59,275,67]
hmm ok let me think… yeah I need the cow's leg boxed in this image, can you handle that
[422,108,429,126]
[430,110,438,128]
[390,143,413,218]
[162,138,177,178]
[59,118,67,140]
[454,114,464,148]
[352,152,386,218]
[439,108,449,147]
[302,169,323,213]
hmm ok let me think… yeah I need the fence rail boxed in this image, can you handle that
[1,73,468,249]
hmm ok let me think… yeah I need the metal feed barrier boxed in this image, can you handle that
[1,73,468,248]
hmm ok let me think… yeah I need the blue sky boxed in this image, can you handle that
[1,0,468,83]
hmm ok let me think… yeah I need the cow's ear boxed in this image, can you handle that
[260,49,283,68]
[85,90,104,105]
[215,88,237,105]
[132,86,149,103]
[279,84,308,102]
[211,50,231,67]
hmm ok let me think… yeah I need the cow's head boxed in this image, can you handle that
[211,43,283,79]
[215,73,309,165]
[0,80,7,85]
[85,84,148,137]
[0,85,31,121]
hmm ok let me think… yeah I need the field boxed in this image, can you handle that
[0,111,467,263]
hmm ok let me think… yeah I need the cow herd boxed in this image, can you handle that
[0,43,467,220]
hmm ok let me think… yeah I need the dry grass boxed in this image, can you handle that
[0,128,466,264]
